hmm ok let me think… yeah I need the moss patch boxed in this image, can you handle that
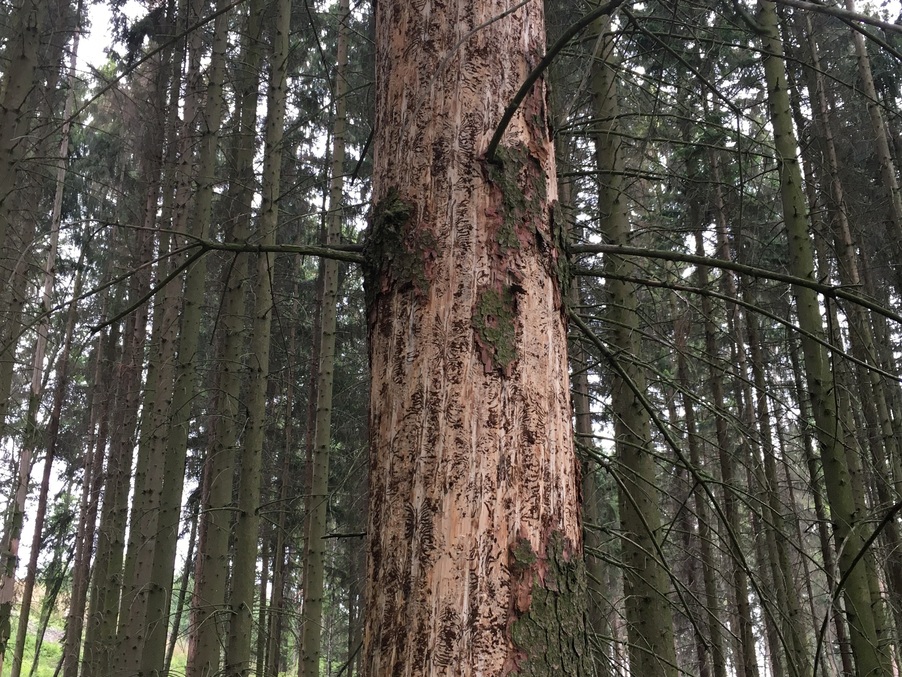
[510,538,538,573]
[548,199,570,300]
[505,533,591,676]
[472,285,518,376]
[362,188,435,310]
[484,144,547,253]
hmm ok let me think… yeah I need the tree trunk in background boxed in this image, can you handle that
[674,316,728,677]
[301,2,349,674]
[165,505,197,676]
[60,325,115,677]
[0,0,47,439]
[758,4,892,676]
[267,391,293,677]
[113,47,173,675]
[843,0,902,294]
[744,305,812,677]
[147,0,226,673]
[222,0,283,668]
[561,149,613,677]
[9,30,81,674]
[81,200,155,677]
[590,16,677,677]
[792,13,902,645]
[137,0,206,669]
[188,0,264,670]
[362,1,593,673]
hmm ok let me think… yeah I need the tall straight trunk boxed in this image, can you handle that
[267,329,295,677]
[132,0,197,670]
[60,324,115,677]
[301,3,350,674]
[15,266,80,677]
[141,1,229,673]
[792,13,902,643]
[696,199,758,677]
[363,0,593,673]
[786,337,855,677]
[164,505,197,676]
[0,0,47,438]
[221,0,279,670]
[590,16,677,677]
[757,4,892,676]
[113,47,174,674]
[255,531,270,677]
[842,0,902,293]
[0,0,44,265]
[744,305,812,677]
[562,163,613,677]
[2,20,78,674]
[673,316,728,677]
[189,1,265,670]
[82,196,155,677]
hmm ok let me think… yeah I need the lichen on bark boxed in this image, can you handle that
[506,532,593,677]
[472,285,519,376]
[362,187,435,311]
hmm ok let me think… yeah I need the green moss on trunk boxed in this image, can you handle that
[363,188,435,311]
[472,285,519,376]
[506,533,593,677]
[484,144,547,252]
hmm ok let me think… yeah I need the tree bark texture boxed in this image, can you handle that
[363,1,590,675]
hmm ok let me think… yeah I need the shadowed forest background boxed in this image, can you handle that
[2,0,902,675]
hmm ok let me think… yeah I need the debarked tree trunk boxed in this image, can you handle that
[363,2,592,675]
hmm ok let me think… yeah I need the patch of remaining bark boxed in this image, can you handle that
[363,187,437,312]
[505,532,593,676]
[472,285,519,375]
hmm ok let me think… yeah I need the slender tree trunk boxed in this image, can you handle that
[82,225,154,677]
[673,315,728,677]
[256,532,270,677]
[0,0,47,439]
[164,507,198,676]
[144,1,228,673]
[785,338,855,677]
[3,21,79,674]
[562,158,614,677]
[757,4,892,676]
[301,3,350,674]
[590,17,677,677]
[189,1,266,670]
[745,305,812,677]
[694,216,758,677]
[60,323,115,677]
[113,48,174,675]
[221,0,277,671]
[133,0,200,668]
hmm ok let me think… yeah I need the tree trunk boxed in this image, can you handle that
[3,21,79,675]
[221,0,279,669]
[0,0,47,438]
[589,16,677,677]
[301,2,350,674]
[60,326,115,677]
[757,4,892,676]
[362,1,593,673]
